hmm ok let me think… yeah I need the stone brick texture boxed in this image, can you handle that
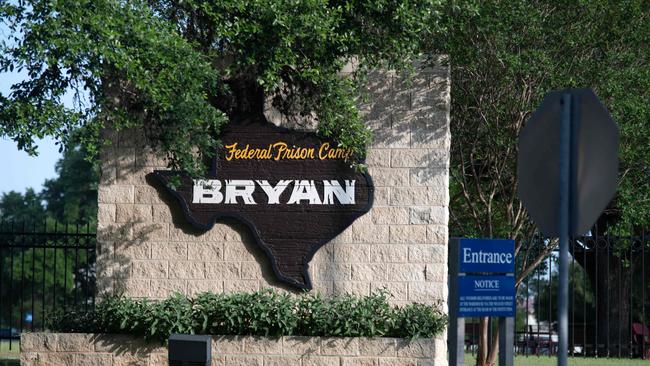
[95,58,449,311]
[21,333,446,366]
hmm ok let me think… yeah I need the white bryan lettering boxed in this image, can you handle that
[322,180,355,204]
[224,180,256,204]
[287,180,322,204]
[192,179,223,204]
[256,180,291,204]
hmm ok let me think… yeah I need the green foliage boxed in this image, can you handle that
[434,2,649,363]
[534,263,595,325]
[0,0,445,176]
[294,290,397,337]
[0,244,92,330]
[392,303,449,339]
[48,290,447,340]
[40,143,98,224]
[514,307,528,333]
[440,0,650,239]
[0,189,46,222]
[194,291,298,337]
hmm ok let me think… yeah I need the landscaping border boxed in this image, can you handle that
[21,332,445,365]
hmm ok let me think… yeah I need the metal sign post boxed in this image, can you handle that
[448,238,464,366]
[499,317,514,366]
[557,93,571,366]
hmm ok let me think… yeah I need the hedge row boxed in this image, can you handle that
[49,290,447,341]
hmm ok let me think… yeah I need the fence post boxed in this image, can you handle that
[448,238,464,366]
[499,317,514,366]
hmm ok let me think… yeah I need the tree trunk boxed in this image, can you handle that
[477,317,489,366]
[487,325,500,366]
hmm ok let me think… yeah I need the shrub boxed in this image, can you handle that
[48,290,447,342]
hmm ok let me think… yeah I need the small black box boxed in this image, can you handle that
[168,334,212,366]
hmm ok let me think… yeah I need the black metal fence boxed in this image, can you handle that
[2,218,648,359]
[0,220,96,351]
[464,230,650,359]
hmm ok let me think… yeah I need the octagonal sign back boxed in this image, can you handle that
[517,88,619,237]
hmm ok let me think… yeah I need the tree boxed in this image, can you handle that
[0,0,450,337]
[535,261,595,329]
[40,141,98,225]
[0,0,447,177]
[0,189,46,222]
[440,1,649,364]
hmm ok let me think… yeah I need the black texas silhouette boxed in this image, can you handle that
[151,116,373,289]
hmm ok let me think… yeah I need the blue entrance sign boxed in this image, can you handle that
[458,275,516,317]
[459,238,515,273]
[449,238,517,366]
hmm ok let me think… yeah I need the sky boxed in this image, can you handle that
[0,136,61,195]
[0,22,63,196]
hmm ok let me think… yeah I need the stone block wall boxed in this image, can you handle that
[95,57,450,305]
[21,333,446,366]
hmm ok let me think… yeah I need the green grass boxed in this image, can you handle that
[464,353,649,366]
[0,340,19,363]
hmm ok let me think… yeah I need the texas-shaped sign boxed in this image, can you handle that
[151,116,374,289]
